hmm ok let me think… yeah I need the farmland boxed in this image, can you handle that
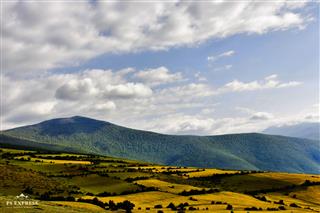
[0,147,319,212]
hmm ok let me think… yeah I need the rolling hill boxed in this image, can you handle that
[263,122,320,141]
[1,116,319,174]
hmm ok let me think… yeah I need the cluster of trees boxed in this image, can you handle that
[91,184,158,197]
[179,188,219,196]
[1,152,22,159]
[247,180,320,196]
[36,155,88,160]
[78,198,135,212]
[124,176,150,182]
[38,193,76,201]
[120,185,158,195]
[246,184,297,195]
[191,170,263,183]
[166,202,211,211]
[301,180,320,186]
[166,202,189,210]
[244,206,287,211]
[211,201,228,204]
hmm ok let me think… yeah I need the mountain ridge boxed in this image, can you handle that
[1,116,319,174]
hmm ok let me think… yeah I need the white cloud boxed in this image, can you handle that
[208,50,235,62]
[250,112,274,121]
[134,67,183,86]
[213,64,233,72]
[218,74,302,93]
[194,72,207,82]
[147,114,216,135]
[0,68,307,134]
[2,1,308,74]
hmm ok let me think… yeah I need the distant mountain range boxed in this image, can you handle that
[263,122,319,141]
[1,116,319,174]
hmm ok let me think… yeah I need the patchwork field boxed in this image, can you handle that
[0,147,319,212]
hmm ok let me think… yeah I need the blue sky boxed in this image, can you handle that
[1,1,319,134]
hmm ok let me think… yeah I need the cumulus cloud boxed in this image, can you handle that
[1,68,306,132]
[1,67,155,128]
[134,67,183,86]
[2,1,308,74]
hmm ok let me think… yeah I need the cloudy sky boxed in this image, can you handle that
[1,1,319,135]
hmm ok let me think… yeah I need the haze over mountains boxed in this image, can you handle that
[1,116,319,174]
[263,122,320,141]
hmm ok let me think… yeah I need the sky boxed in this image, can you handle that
[1,0,319,135]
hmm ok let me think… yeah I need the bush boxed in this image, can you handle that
[167,202,176,210]
[154,204,162,209]
[96,191,112,196]
[267,207,278,211]
[226,204,233,210]
[290,203,300,208]
[274,200,284,205]
[117,200,135,213]
[244,207,259,211]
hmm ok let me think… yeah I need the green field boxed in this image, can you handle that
[0,147,319,212]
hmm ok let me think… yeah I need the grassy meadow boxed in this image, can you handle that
[0,147,319,212]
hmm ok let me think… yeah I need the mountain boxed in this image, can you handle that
[1,116,319,174]
[263,122,320,141]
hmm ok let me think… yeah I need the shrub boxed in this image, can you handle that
[244,207,259,211]
[274,200,284,205]
[290,203,300,208]
[167,202,176,210]
[154,204,162,209]
[226,204,233,210]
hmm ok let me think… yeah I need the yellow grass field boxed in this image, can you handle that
[135,178,205,193]
[185,169,239,178]
[265,186,320,212]
[250,172,320,185]
[15,157,92,165]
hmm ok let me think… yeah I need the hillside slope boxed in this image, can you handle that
[1,116,319,173]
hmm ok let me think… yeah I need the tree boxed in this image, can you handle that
[226,204,233,210]
[167,202,176,210]
[154,204,162,209]
[117,200,135,213]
